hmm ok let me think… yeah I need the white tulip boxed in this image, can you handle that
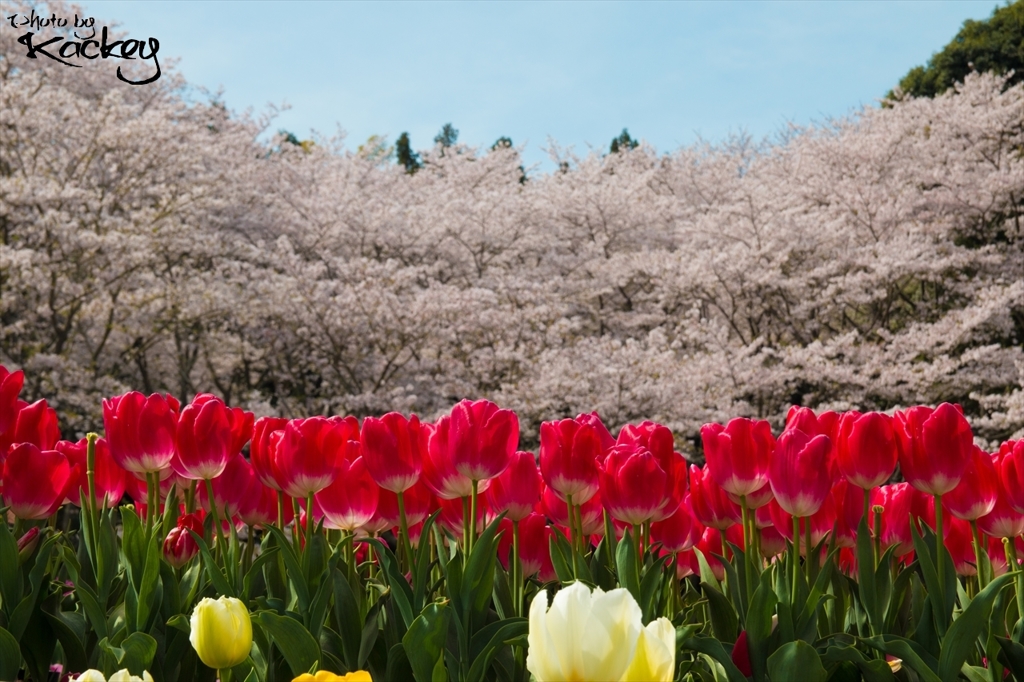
[526,581,675,682]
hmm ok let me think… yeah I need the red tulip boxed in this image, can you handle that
[615,421,683,520]
[422,416,487,499]
[448,399,518,481]
[786,407,840,440]
[700,417,774,498]
[238,476,289,528]
[0,365,25,438]
[372,479,433,530]
[496,513,552,578]
[197,453,254,518]
[600,442,667,525]
[727,480,774,510]
[943,515,977,577]
[56,437,127,508]
[250,416,289,491]
[1000,440,1024,513]
[832,478,864,548]
[174,394,253,480]
[7,399,60,452]
[486,450,541,521]
[759,525,786,558]
[124,469,184,508]
[895,403,973,496]
[541,484,604,536]
[275,416,354,498]
[873,482,917,557]
[103,392,180,474]
[2,443,76,519]
[944,446,998,521]
[767,495,835,549]
[694,525,744,581]
[978,450,1024,538]
[688,464,741,530]
[732,631,753,678]
[538,416,606,504]
[163,511,205,568]
[362,412,425,493]
[651,498,702,552]
[768,429,832,518]
[316,456,379,531]
[438,494,488,539]
[835,411,897,490]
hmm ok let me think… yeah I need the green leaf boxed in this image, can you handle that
[0,522,22,619]
[188,530,237,599]
[864,635,941,682]
[0,625,22,681]
[746,570,778,682]
[466,618,528,682]
[821,645,896,682]
[681,635,749,682]
[937,572,1014,682]
[995,636,1024,680]
[767,641,826,682]
[548,529,575,585]
[364,537,415,630]
[43,609,89,674]
[701,582,739,644]
[256,610,321,675]
[615,530,641,602]
[403,602,451,682]
[118,631,158,674]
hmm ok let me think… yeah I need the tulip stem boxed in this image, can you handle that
[792,515,801,600]
[740,495,754,604]
[970,520,988,588]
[219,668,231,682]
[205,478,222,556]
[276,490,285,530]
[634,523,644,579]
[461,496,471,554]
[469,480,479,556]
[186,479,197,514]
[934,494,945,599]
[512,519,522,618]
[804,512,814,584]
[244,523,255,576]
[85,433,99,526]
[305,492,316,562]
[397,489,414,572]
[292,498,302,554]
[1004,538,1024,625]
[863,488,876,570]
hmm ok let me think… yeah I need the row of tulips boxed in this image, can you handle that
[1,362,1024,681]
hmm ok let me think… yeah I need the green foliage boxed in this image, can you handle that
[434,123,459,149]
[396,132,422,173]
[609,128,639,153]
[893,0,1024,98]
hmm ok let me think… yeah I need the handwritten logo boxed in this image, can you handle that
[7,10,161,85]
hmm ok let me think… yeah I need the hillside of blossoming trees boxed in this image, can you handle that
[2,0,1022,453]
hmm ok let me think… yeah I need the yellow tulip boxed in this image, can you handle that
[526,581,676,682]
[291,671,372,682]
[189,596,253,670]
[75,672,154,682]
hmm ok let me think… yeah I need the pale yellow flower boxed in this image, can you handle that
[292,672,372,682]
[189,596,253,670]
[526,581,675,682]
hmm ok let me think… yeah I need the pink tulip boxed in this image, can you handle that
[362,412,425,493]
[600,442,667,525]
[873,483,917,557]
[651,498,702,552]
[3,443,76,519]
[56,437,127,508]
[174,394,253,480]
[944,446,998,521]
[700,417,774,498]
[275,416,355,498]
[835,411,897,490]
[978,450,1024,538]
[197,453,254,518]
[486,450,541,521]
[250,416,289,491]
[1000,440,1024,513]
[538,416,607,504]
[316,456,380,531]
[163,511,204,568]
[688,464,741,530]
[943,515,977,577]
[438,493,488,539]
[767,495,835,549]
[238,476,289,528]
[422,416,487,499]
[7,399,60,452]
[615,421,684,520]
[768,429,832,518]
[541,484,604,536]
[832,478,864,548]
[448,399,518,481]
[0,365,24,436]
[103,392,179,474]
[895,403,973,496]
[373,479,433,530]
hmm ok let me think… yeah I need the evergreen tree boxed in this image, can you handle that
[434,123,459,148]
[609,128,639,154]
[491,136,513,150]
[893,0,1024,98]
[396,132,422,174]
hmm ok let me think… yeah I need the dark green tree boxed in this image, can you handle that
[434,123,459,148]
[491,136,513,150]
[609,128,639,154]
[893,0,1024,98]
[395,132,421,174]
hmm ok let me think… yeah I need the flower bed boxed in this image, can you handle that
[1,363,1023,681]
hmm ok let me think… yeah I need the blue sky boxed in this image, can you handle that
[82,0,998,171]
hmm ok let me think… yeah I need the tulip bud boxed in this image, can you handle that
[163,512,204,568]
[17,526,40,563]
[189,596,253,670]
